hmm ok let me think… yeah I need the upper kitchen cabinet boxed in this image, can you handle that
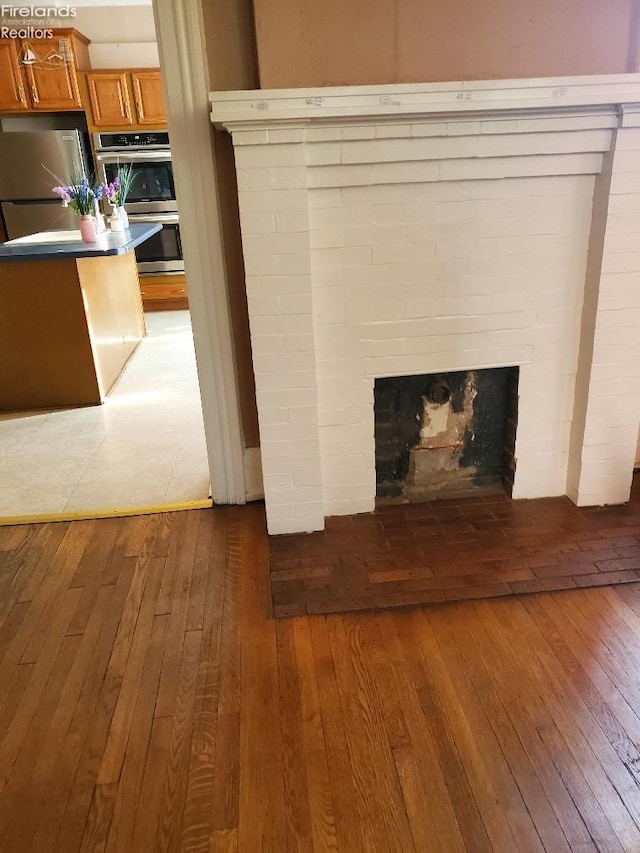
[0,30,90,112]
[85,72,133,127]
[82,70,166,130]
[0,40,28,110]
[23,32,90,110]
[130,71,166,126]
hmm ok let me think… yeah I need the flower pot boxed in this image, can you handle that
[79,215,97,244]
[117,206,129,229]
[110,208,124,233]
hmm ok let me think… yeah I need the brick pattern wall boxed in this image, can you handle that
[228,102,640,535]
[309,170,596,518]
[236,135,325,534]
[567,106,640,504]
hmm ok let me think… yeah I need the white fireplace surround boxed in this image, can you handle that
[211,75,640,535]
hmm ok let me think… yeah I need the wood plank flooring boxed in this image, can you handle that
[4,505,640,849]
[270,475,640,616]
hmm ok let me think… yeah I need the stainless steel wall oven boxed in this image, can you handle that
[94,131,184,273]
[127,213,182,274]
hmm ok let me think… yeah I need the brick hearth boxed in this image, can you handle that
[269,473,640,617]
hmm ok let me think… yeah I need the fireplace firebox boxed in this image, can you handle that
[375,367,519,501]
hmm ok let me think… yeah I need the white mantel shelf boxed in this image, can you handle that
[210,74,640,128]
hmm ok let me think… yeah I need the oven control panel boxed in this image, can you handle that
[96,132,170,150]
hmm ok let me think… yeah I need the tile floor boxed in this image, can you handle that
[0,310,211,520]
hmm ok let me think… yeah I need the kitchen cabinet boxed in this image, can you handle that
[85,72,133,127]
[130,71,166,125]
[83,69,166,129]
[0,30,90,112]
[0,40,27,110]
[139,273,188,311]
[0,223,161,411]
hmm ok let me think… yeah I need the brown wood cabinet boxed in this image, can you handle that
[85,71,132,126]
[83,69,166,130]
[130,71,166,126]
[139,273,188,311]
[0,251,145,411]
[0,40,28,110]
[0,31,89,112]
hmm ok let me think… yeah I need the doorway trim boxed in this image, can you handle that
[151,0,247,504]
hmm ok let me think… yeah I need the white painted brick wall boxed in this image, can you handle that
[307,174,594,514]
[235,145,325,535]
[228,103,640,534]
[567,111,640,505]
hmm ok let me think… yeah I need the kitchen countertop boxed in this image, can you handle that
[0,223,163,262]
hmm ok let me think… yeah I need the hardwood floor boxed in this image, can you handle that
[4,505,640,849]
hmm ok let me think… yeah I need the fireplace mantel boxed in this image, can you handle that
[211,76,640,535]
[211,74,640,128]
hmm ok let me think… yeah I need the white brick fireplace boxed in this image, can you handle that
[211,76,640,535]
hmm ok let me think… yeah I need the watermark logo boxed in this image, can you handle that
[0,5,77,39]
[1,5,77,17]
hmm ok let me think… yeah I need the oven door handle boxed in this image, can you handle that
[128,214,180,224]
[95,151,172,163]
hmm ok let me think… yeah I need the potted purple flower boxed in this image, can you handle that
[52,176,105,244]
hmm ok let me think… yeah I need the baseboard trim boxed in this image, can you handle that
[0,497,213,526]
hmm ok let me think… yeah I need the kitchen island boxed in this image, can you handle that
[0,223,162,412]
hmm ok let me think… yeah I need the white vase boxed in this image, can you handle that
[110,207,124,233]
[93,199,106,233]
[117,206,129,229]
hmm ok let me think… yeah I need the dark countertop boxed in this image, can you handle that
[0,222,163,262]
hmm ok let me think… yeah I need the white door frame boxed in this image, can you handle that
[152,0,247,504]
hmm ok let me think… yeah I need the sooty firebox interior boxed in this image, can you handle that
[374,367,519,501]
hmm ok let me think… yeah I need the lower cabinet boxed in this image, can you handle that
[139,274,188,311]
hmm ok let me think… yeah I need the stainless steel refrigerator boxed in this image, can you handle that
[0,130,91,240]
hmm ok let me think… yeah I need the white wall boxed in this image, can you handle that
[72,5,159,67]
